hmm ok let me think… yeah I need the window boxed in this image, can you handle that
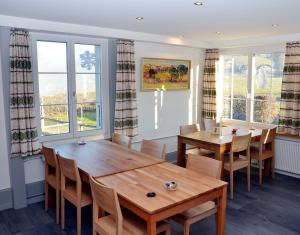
[218,52,284,125]
[33,34,108,141]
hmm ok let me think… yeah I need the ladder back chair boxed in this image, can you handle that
[89,176,171,235]
[250,127,276,184]
[140,139,166,160]
[171,154,222,235]
[112,133,132,149]
[224,133,251,200]
[42,145,60,224]
[58,154,92,235]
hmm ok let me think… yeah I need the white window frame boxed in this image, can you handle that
[31,33,110,142]
[218,44,285,124]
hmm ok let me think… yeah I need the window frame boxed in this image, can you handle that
[31,33,110,142]
[218,46,285,125]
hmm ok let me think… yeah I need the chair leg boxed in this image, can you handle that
[271,156,275,179]
[165,225,171,235]
[61,195,65,230]
[45,182,48,212]
[55,189,60,224]
[183,222,190,235]
[77,206,81,235]
[258,160,263,185]
[247,165,251,192]
[230,170,234,200]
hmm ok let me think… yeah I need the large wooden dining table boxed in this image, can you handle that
[97,162,228,235]
[177,128,263,175]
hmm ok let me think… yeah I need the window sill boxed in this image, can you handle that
[276,133,300,140]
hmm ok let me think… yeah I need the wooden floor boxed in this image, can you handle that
[0,170,299,235]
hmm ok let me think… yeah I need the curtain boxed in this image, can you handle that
[202,48,219,120]
[10,29,40,157]
[114,39,138,137]
[278,42,300,136]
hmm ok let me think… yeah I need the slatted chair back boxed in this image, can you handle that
[179,123,200,135]
[260,128,276,145]
[186,154,222,179]
[140,139,166,160]
[58,154,80,182]
[89,176,123,235]
[42,145,58,168]
[112,133,132,148]
[231,133,251,154]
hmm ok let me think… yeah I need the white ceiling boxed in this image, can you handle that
[0,0,299,44]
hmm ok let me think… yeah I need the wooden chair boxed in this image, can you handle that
[171,154,222,235]
[224,133,251,200]
[42,145,60,224]
[179,124,214,156]
[58,154,92,235]
[140,139,166,160]
[250,128,276,184]
[112,133,132,149]
[89,176,171,235]
[203,119,218,131]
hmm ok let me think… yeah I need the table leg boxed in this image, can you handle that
[177,137,186,167]
[215,146,226,179]
[264,158,271,176]
[216,186,227,235]
[147,217,156,235]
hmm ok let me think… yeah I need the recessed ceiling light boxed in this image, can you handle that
[272,24,279,27]
[136,17,144,20]
[194,1,204,6]
[216,31,221,34]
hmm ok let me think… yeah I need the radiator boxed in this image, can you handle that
[275,139,300,176]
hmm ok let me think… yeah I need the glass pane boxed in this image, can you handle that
[272,53,284,102]
[232,99,246,120]
[76,103,101,131]
[37,41,67,72]
[40,105,69,136]
[76,74,100,103]
[223,56,233,98]
[75,44,101,73]
[38,74,68,105]
[254,54,272,100]
[253,100,267,123]
[233,56,248,98]
[222,98,231,119]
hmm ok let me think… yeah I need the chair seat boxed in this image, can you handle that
[250,146,273,160]
[224,155,249,171]
[172,201,216,224]
[63,183,92,207]
[95,211,170,235]
[46,173,59,189]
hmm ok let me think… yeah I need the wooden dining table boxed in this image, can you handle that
[177,128,263,176]
[97,162,228,235]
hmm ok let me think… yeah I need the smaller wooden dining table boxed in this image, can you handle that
[97,162,228,235]
[177,128,262,176]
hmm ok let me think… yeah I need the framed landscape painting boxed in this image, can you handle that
[141,58,191,91]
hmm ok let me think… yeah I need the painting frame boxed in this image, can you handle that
[141,57,191,91]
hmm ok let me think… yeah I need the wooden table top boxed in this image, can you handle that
[179,128,262,145]
[96,162,227,214]
[53,140,165,177]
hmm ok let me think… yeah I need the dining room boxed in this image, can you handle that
[0,1,300,235]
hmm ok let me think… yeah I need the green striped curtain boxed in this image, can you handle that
[202,49,219,120]
[278,42,300,136]
[114,40,138,137]
[10,29,41,157]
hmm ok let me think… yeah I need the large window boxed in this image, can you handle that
[33,34,108,140]
[218,52,284,124]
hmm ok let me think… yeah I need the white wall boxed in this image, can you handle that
[0,45,11,190]
[133,41,205,152]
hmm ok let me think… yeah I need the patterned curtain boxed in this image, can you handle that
[202,49,219,120]
[10,29,41,157]
[278,42,300,136]
[114,40,138,137]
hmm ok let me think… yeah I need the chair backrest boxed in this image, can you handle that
[204,119,217,131]
[260,128,276,144]
[57,154,80,182]
[186,154,222,179]
[140,139,166,160]
[112,133,132,148]
[231,133,251,153]
[89,176,123,235]
[179,123,200,135]
[42,145,58,168]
